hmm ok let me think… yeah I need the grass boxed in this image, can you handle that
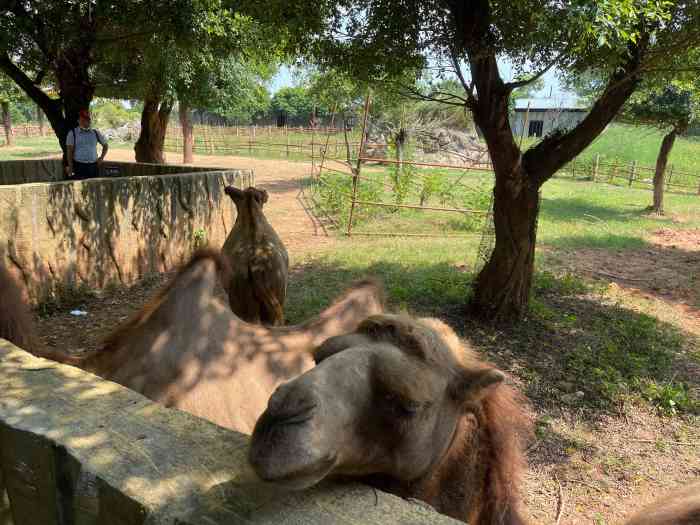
[0,136,62,160]
[523,123,700,173]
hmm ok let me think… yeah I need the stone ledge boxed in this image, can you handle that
[0,341,461,525]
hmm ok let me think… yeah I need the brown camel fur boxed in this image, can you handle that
[47,249,384,434]
[623,482,700,525]
[221,185,289,325]
[249,313,531,525]
[0,265,39,353]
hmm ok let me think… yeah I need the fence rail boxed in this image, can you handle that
[557,154,700,195]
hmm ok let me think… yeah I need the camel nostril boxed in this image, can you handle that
[273,401,318,425]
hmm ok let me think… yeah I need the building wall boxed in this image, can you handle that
[510,109,587,138]
[0,161,253,302]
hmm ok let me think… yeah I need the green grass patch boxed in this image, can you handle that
[0,136,61,160]
[310,167,493,234]
[523,123,700,188]
[562,312,695,415]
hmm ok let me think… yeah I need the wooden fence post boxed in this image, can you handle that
[285,126,289,157]
[571,158,576,178]
[666,164,674,190]
[593,154,599,182]
[628,160,636,187]
[609,158,617,183]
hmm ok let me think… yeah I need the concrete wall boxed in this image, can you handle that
[0,340,461,525]
[0,161,253,302]
[0,160,219,186]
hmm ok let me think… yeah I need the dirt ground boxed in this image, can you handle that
[553,228,700,335]
[28,148,699,525]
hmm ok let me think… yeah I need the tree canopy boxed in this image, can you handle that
[252,0,700,319]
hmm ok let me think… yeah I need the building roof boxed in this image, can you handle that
[514,97,587,111]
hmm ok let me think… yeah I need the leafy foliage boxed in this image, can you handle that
[625,85,698,133]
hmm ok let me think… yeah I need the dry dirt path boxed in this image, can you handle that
[106,149,335,258]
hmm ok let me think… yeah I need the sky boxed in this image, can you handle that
[267,61,576,101]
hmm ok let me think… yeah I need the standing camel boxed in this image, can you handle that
[221,185,289,325]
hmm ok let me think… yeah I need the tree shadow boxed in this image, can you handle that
[541,233,700,310]
[539,195,648,225]
[2,160,248,304]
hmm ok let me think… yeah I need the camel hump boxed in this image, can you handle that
[624,482,700,525]
[100,249,226,355]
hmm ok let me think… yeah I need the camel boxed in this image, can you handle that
[0,265,39,354]
[43,249,383,433]
[249,313,532,525]
[624,481,700,525]
[221,185,289,325]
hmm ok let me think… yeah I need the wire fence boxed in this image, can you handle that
[556,154,700,195]
[303,95,495,247]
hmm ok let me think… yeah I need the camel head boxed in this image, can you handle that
[249,314,506,491]
[224,185,269,210]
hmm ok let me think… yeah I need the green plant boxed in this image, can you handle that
[563,313,693,414]
[193,228,208,248]
[637,379,696,416]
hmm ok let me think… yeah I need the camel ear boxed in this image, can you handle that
[313,333,371,364]
[451,368,505,406]
[224,186,243,201]
[253,188,269,206]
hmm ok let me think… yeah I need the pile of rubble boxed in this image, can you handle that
[101,123,140,142]
[362,126,490,168]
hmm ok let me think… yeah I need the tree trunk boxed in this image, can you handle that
[179,102,193,164]
[37,105,45,136]
[471,179,540,319]
[135,93,173,163]
[651,129,676,215]
[449,2,647,321]
[1,101,13,146]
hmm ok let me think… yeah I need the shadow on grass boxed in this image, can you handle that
[540,233,700,310]
[287,259,699,425]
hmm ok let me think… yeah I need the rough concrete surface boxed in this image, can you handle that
[0,160,253,302]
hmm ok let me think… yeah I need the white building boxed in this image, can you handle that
[510,98,588,138]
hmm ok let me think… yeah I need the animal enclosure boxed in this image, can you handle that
[0,159,253,302]
[304,96,496,254]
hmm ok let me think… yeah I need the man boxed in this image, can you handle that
[65,108,108,180]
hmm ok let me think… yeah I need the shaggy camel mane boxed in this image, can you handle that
[356,314,531,525]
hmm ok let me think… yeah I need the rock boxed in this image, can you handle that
[558,381,576,393]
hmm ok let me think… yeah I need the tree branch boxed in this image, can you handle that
[505,52,565,91]
[396,84,468,107]
[524,34,651,186]
[0,54,59,118]
[450,48,476,106]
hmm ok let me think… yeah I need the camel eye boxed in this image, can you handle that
[384,393,420,418]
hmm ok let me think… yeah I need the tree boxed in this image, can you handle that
[624,85,698,214]
[271,86,322,126]
[94,2,280,163]
[0,1,178,163]
[0,73,24,146]
[257,0,700,320]
[177,59,275,163]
